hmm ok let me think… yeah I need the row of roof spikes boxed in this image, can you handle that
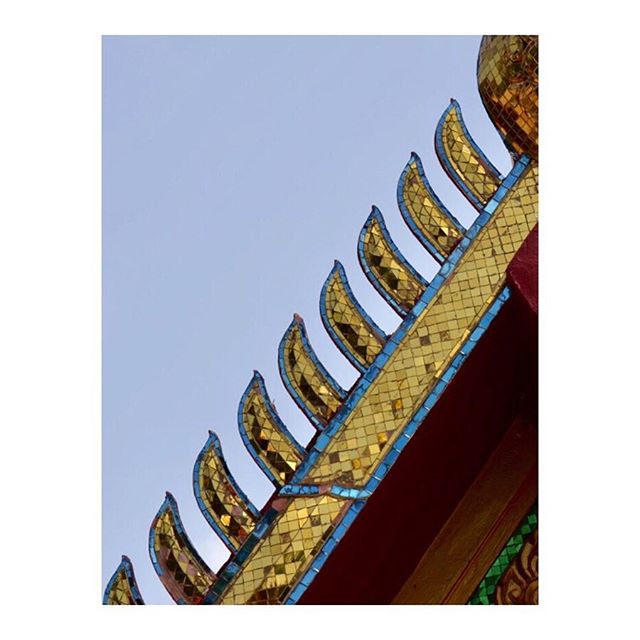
[105,98,506,605]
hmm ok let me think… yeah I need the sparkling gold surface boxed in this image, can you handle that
[323,266,386,369]
[241,378,304,484]
[440,104,501,205]
[106,567,138,605]
[221,496,347,604]
[308,165,538,486]
[197,437,258,549]
[478,35,538,159]
[362,214,426,312]
[401,156,462,256]
[281,318,345,426]
[152,502,216,604]
[216,163,538,604]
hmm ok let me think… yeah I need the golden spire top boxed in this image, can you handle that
[477,35,538,159]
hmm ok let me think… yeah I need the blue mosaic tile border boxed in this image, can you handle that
[192,430,261,551]
[148,492,214,605]
[237,370,305,486]
[319,260,388,374]
[357,205,429,317]
[277,314,347,431]
[396,151,466,263]
[435,100,504,210]
[102,554,145,605]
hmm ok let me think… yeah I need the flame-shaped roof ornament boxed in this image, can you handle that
[105,35,538,605]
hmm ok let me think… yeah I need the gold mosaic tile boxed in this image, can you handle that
[308,164,538,486]
[400,153,463,258]
[220,495,347,604]
[195,432,258,549]
[439,102,502,205]
[104,558,143,605]
[360,208,427,314]
[105,36,539,606]
[150,494,216,604]
[321,262,386,370]
[478,35,538,159]
[280,315,346,427]
[240,373,304,484]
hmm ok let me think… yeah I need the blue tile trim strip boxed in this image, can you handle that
[319,260,387,374]
[192,430,260,552]
[237,371,305,486]
[148,492,214,605]
[290,154,530,483]
[277,314,347,431]
[102,555,145,604]
[435,100,504,211]
[202,154,530,606]
[397,152,466,263]
[358,205,429,317]
[278,484,372,500]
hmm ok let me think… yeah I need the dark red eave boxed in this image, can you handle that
[299,225,538,604]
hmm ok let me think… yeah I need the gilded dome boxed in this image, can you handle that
[477,36,538,159]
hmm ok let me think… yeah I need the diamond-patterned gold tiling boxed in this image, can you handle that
[307,164,538,486]
[151,496,216,604]
[197,433,258,549]
[241,375,304,484]
[280,316,345,427]
[215,163,538,605]
[400,153,463,257]
[220,495,347,604]
[439,102,502,205]
[105,559,142,605]
[361,211,426,313]
[478,35,538,160]
[322,263,386,369]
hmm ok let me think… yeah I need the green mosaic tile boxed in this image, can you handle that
[468,505,537,605]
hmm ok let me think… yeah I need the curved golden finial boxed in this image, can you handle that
[278,314,346,429]
[397,152,465,262]
[193,431,260,551]
[103,555,145,605]
[358,206,428,316]
[320,261,387,372]
[436,100,502,209]
[477,35,538,160]
[149,492,216,604]
[238,372,305,485]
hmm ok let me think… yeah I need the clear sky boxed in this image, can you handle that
[102,35,512,604]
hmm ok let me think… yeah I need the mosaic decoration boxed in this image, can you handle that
[193,431,260,551]
[104,35,538,605]
[103,555,144,605]
[397,152,465,262]
[320,260,387,372]
[149,493,216,604]
[436,100,503,210]
[477,35,538,160]
[278,314,347,429]
[220,495,349,604]
[468,506,538,605]
[238,371,305,486]
[358,206,428,316]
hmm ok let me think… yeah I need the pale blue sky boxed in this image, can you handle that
[102,35,512,604]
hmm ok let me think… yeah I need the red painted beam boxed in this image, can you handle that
[299,228,538,604]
